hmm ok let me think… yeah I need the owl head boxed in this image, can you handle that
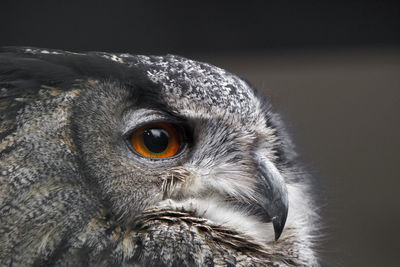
[0,47,319,266]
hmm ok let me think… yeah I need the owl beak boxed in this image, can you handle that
[272,208,288,241]
[257,158,289,241]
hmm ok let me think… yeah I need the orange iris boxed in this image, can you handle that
[131,122,180,158]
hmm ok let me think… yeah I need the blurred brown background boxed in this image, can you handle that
[1,1,399,266]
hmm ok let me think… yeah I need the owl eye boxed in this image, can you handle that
[130,122,181,159]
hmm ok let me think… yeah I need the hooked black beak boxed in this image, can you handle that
[256,158,289,241]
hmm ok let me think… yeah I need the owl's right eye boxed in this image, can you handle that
[130,122,182,159]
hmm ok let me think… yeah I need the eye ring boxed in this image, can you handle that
[130,122,181,159]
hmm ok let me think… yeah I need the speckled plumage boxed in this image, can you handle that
[0,47,319,266]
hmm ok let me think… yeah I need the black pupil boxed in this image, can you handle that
[142,128,170,153]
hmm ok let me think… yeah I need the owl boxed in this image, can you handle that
[0,47,319,266]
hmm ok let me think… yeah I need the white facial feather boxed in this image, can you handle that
[157,198,276,244]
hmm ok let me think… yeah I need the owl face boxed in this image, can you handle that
[0,48,318,266]
[72,55,288,243]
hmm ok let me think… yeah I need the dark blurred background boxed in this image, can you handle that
[1,1,399,266]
